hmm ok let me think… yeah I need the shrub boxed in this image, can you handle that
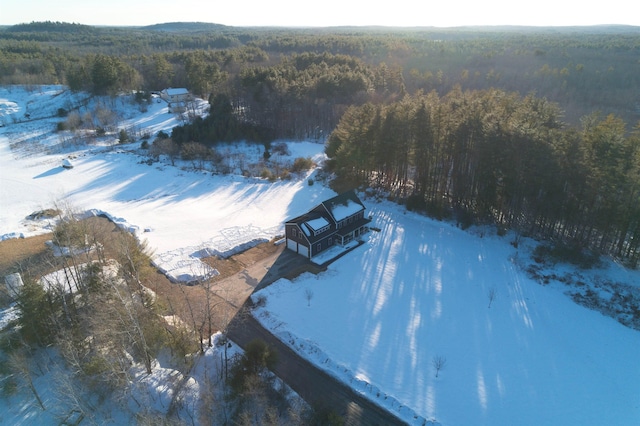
[118,129,129,144]
[65,111,81,130]
[53,218,86,248]
[291,156,314,173]
[243,339,278,375]
[82,356,110,376]
[533,243,600,269]
[260,168,275,181]
[27,208,60,219]
[228,338,279,396]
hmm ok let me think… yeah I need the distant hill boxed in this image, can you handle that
[141,22,229,32]
[460,24,640,34]
[6,21,97,34]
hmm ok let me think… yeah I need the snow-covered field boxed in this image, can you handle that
[253,203,640,425]
[0,85,333,282]
[1,85,640,425]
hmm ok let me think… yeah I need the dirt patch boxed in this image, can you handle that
[0,234,59,304]
[0,233,53,278]
[201,239,282,281]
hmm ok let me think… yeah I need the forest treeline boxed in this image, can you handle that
[2,21,640,128]
[326,88,640,265]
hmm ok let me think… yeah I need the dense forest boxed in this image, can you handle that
[1,21,639,264]
[2,21,640,126]
[326,89,640,265]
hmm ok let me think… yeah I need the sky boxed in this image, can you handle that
[1,0,638,28]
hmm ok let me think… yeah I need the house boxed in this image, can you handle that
[285,190,371,259]
[160,88,191,113]
[160,88,191,103]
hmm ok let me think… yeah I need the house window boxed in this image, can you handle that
[317,243,321,252]
[292,228,297,237]
[317,225,330,234]
[328,238,333,246]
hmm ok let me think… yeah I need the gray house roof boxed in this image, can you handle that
[321,190,365,222]
[285,190,368,244]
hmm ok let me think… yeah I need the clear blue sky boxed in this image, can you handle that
[2,0,638,27]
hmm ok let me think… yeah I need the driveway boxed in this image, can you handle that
[227,312,407,426]
[222,246,408,425]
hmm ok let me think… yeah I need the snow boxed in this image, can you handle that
[39,265,86,294]
[1,85,640,425]
[163,88,189,96]
[0,305,18,330]
[252,201,640,425]
[5,273,24,298]
[330,199,363,221]
[0,85,334,282]
[305,216,330,231]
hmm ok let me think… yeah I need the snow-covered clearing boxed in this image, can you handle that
[253,203,640,425]
[1,85,640,425]
[0,85,333,282]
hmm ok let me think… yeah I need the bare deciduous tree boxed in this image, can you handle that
[150,137,179,166]
[304,288,314,307]
[487,287,497,308]
[432,355,447,378]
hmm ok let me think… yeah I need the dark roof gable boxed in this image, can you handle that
[321,190,365,222]
[285,190,366,232]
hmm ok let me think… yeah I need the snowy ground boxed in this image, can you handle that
[0,85,334,282]
[1,85,640,425]
[252,202,640,425]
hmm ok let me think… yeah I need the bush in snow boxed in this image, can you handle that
[291,156,314,173]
